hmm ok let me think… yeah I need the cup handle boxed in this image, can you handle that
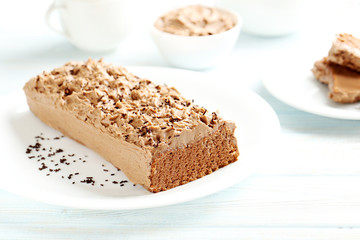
[45,1,67,36]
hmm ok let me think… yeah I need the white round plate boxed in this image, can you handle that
[262,65,360,120]
[0,66,279,210]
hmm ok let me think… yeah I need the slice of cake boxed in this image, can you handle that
[328,33,360,72]
[23,59,239,193]
[312,58,360,103]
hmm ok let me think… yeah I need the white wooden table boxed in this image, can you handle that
[1,0,360,239]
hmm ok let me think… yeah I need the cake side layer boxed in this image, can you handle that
[328,33,360,72]
[24,90,153,188]
[312,58,360,103]
[149,123,239,193]
[328,64,360,103]
[312,57,331,84]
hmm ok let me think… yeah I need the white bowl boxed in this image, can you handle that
[150,7,242,70]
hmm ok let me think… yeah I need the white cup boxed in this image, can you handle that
[217,0,304,37]
[46,0,133,52]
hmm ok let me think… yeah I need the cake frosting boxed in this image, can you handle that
[328,33,360,72]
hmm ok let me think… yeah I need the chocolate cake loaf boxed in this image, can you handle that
[23,59,239,192]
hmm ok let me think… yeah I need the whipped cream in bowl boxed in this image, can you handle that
[150,5,242,70]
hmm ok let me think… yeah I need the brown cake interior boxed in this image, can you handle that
[149,124,238,192]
